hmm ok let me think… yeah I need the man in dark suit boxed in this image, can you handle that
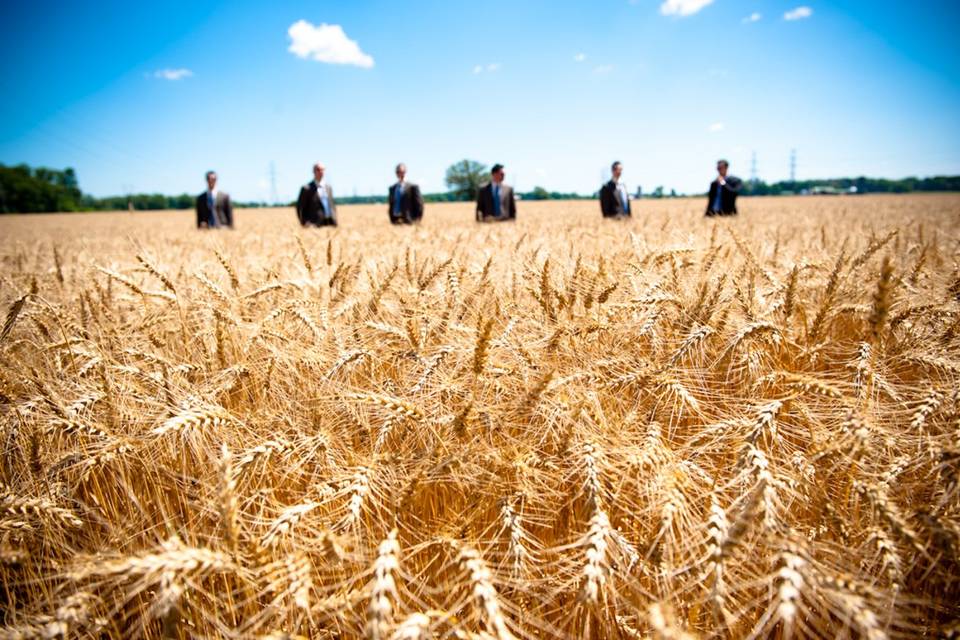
[705,159,743,216]
[388,163,424,224]
[297,162,337,227]
[475,164,517,222]
[196,170,233,229]
[599,161,631,218]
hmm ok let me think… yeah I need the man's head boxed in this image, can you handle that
[491,163,505,184]
[611,161,623,180]
[205,171,217,190]
[395,163,407,181]
[717,160,729,177]
[313,163,325,182]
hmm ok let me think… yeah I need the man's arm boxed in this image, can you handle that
[476,187,484,222]
[196,195,205,228]
[328,186,337,226]
[223,194,233,227]
[412,185,424,220]
[296,187,306,225]
[387,185,395,221]
[725,176,743,193]
[508,187,517,219]
[600,183,612,216]
[705,182,716,214]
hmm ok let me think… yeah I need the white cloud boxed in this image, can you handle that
[708,122,725,132]
[742,12,762,23]
[473,65,484,74]
[486,63,500,72]
[593,64,614,74]
[153,68,193,81]
[287,20,374,68]
[784,6,813,20]
[660,0,714,17]
[574,53,586,62]
[473,63,500,74]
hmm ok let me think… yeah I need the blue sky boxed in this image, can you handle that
[1,0,959,200]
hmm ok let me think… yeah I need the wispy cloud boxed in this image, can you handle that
[593,64,614,74]
[574,53,586,62]
[473,63,501,74]
[784,6,813,20]
[708,122,725,132]
[660,0,714,17]
[287,20,374,68]
[742,12,762,23]
[153,68,193,81]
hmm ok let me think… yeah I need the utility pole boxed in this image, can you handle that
[789,148,796,183]
[269,162,278,205]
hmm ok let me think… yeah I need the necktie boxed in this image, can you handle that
[208,192,218,227]
[620,185,628,213]
[394,183,402,215]
[493,185,501,217]
[713,183,723,212]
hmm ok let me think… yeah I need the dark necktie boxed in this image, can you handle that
[208,192,218,227]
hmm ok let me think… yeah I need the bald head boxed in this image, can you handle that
[313,163,325,182]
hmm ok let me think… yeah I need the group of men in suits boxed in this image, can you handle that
[196,159,741,229]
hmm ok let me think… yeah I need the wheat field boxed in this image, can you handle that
[1,194,959,639]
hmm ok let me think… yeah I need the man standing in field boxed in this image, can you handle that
[599,161,632,218]
[196,170,234,229]
[705,159,743,216]
[388,163,424,224]
[297,163,338,227]
[476,163,517,222]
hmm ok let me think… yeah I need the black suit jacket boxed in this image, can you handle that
[705,176,742,215]
[196,191,233,228]
[599,180,631,217]
[388,182,424,224]
[475,182,517,222]
[297,182,337,226]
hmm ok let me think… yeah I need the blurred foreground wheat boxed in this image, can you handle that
[1,196,959,638]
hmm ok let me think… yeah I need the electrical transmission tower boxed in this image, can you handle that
[750,151,758,183]
[789,149,796,182]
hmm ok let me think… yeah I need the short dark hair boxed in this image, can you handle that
[717,159,729,168]
[205,170,216,179]
[491,163,504,174]
[611,161,622,171]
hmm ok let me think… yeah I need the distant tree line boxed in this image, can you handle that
[0,164,83,212]
[4,162,960,213]
[740,175,960,196]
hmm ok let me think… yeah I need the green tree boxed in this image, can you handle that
[527,186,549,200]
[444,159,487,201]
